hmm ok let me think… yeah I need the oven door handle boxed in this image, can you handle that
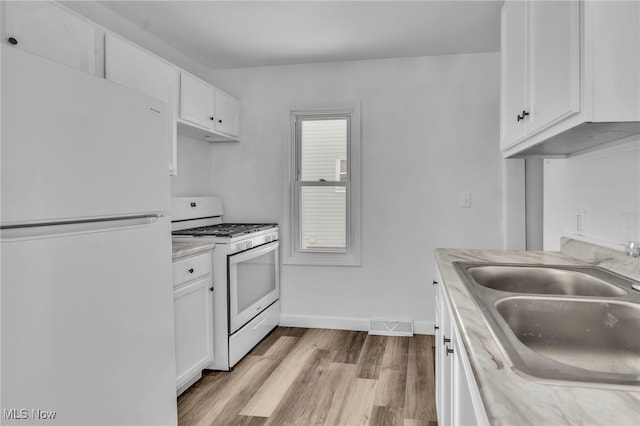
[229,240,279,264]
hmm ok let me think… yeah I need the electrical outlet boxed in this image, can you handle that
[459,192,472,208]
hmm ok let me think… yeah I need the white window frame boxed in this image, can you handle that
[335,156,347,193]
[284,104,361,266]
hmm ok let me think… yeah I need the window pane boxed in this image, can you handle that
[300,186,346,250]
[300,119,347,182]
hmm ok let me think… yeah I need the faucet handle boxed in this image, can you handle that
[625,241,640,257]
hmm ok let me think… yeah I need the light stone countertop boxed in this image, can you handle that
[172,241,215,261]
[434,238,640,426]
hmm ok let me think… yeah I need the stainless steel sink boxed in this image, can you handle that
[467,265,626,297]
[454,263,640,387]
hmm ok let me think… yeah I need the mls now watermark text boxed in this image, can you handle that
[4,409,57,420]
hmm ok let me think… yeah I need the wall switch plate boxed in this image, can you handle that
[459,192,472,208]
[576,209,586,236]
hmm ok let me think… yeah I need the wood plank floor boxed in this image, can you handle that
[177,327,437,426]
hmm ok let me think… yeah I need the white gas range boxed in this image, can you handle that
[171,197,280,371]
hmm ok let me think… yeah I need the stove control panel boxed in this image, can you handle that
[230,231,279,255]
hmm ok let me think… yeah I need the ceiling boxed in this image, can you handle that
[98,1,503,70]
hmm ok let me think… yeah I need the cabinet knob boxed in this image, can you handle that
[188,268,194,274]
[209,287,214,292]
[446,347,454,356]
[516,110,530,122]
[7,37,17,45]
[432,280,438,285]
[209,116,214,121]
[218,119,223,124]
[434,325,440,331]
[443,336,451,344]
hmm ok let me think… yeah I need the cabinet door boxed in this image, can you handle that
[452,327,479,426]
[105,33,178,175]
[214,89,241,137]
[180,72,216,129]
[3,1,95,74]
[174,277,213,388]
[500,1,527,149]
[526,0,580,136]
[438,286,454,426]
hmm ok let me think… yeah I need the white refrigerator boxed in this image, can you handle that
[1,48,177,425]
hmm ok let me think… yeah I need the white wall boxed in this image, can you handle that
[59,1,509,332]
[210,53,505,332]
[169,135,214,197]
[544,136,640,251]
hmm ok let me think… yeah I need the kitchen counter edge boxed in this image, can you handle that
[172,241,215,261]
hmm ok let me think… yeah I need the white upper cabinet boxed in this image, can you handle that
[214,89,241,137]
[525,1,580,136]
[178,71,240,142]
[3,1,96,74]
[180,72,216,129]
[499,1,527,149]
[501,0,640,158]
[105,33,179,175]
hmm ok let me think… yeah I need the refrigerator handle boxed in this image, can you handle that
[1,214,165,241]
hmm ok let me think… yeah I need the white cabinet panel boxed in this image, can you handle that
[172,252,212,285]
[499,1,527,149]
[173,252,214,394]
[525,0,580,135]
[180,72,215,129]
[3,1,96,74]
[214,89,241,137]
[174,277,213,390]
[105,33,178,175]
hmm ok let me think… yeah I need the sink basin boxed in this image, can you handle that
[496,297,640,378]
[466,265,626,296]
[454,262,640,387]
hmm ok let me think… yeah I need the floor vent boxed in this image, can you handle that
[368,320,414,337]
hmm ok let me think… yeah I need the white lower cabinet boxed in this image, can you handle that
[435,266,489,426]
[173,252,214,395]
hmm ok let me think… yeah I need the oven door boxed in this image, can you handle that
[228,240,279,334]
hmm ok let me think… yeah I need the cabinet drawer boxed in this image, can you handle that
[172,252,211,286]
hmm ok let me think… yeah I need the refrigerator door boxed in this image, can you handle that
[1,216,177,425]
[1,47,170,226]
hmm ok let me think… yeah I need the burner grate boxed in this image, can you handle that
[172,223,277,238]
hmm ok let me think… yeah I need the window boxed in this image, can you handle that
[287,105,361,265]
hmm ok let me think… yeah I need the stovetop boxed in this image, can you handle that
[172,223,278,238]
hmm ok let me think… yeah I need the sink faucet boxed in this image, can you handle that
[624,241,640,257]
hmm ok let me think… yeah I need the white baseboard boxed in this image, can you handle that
[279,313,369,331]
[279,314,436,336]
